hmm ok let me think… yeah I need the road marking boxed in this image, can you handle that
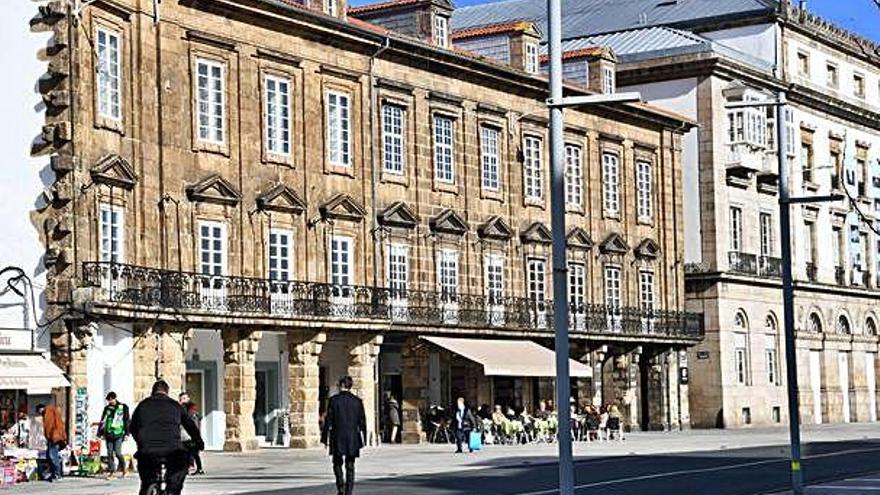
[512,446,880,495]
[814,487,880,491]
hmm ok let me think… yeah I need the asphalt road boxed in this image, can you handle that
[246,439,880,495]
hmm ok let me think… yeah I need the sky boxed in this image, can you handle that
[347,0,880,43]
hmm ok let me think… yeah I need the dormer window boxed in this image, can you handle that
[525,43,539,74]
[434,15,448,48]
[602,66,615,94]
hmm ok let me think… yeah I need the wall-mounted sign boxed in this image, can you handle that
[696,351,710,360]
[0,328,32,352]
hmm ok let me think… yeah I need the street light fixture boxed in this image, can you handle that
[545,1,642,493]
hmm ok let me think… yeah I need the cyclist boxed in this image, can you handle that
[130,380,204,495]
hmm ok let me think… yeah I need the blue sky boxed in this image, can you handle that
[348,0,880,42]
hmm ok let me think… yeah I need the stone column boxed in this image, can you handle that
[795,341,815,424]
[347,333,383,446]
[52,322,92,446]
[673,349,690,430]
[591,347,608,407]
[851,348,870,422]
[132,324,157,401]
[401,338,428,444]
[222,328,262,452]
[645,351,668,431]
[821,347,842,423]
[156,326,188,394]
[606,349,641,431]
[288,332,326,448]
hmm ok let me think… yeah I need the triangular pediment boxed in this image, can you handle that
[430,209,468,236]
[320,194,366,222]
[478,216,513,241]
[520,222,552,245]
[634,238,661,259]
[599,232,629,255]
[567,227,593,250]
[378,201,419,229]
[186,174,241,206]
[90,154,137,190]
[256,184,306,215]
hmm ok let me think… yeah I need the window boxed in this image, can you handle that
[766,344,779,386]
[268,229,293,282]
[387,244,409,298]
[772,406,781,423]
[326,0,337,16]
[382,104,405,174]
[801,141,814,182]
[329,235,353,287]
[565,144,583,208]
[602,66,615,94]
[99,204,124,263]
[523,135,544,201]
[195,58,225,144]
[784,109,796,156]
[602,152,620,216]
[485,254,505,301]
[637,160,652,222]
[742,407,752,425]
[797,51,810,77]
[826,63,838,88]
[639,271,655,312]
[264,75,291,156]
[434,15,448,48]
[759,212,772,257]
[804,221,815,265]
[568,262,586,310]
[96,27,121,121]
[604,265,621,308]
[199,221,227,277]
[433,115,455,183]
[438,249,459,300]
[481,125,500,191]
[854,73,866,99]
[729,206,742,252]
[726,107,767,147]
[525,43,539,74]
[327,91,351,166]
[734,332,749,385]
[526,258,546,304]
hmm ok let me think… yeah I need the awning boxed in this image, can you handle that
[422,336,592,378]
[0,354,70,394]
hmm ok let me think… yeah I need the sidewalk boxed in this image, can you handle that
[770,472,880,494]
[8,423,880,495]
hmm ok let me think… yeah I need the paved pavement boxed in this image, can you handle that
[771,473,880,494]
[8,423,880,495]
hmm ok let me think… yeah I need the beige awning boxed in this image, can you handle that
[0,354,70,394]
[422,336,592,378]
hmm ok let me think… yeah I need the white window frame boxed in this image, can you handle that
[525,43,539,74]
[329,235,354,315]
[602,66,615,94]
[602,152,620,216]
[485,254,505,326]
[604,265,622,332]
[766,342,779,385]
[481,125,501,191]
[326,0,337,16]
[523,135,544,201]
[730,206,743,252]
[433,114,455,183]
[198,220,228,310]
[268,228,294,313]
[759,212,772,257]
[195,58,226,145]
[526,258,547,328]
[565,144,583,208]
[639,270,655,333]
[568,262,586,331]
[734,332,749,385]
[99,204,125,264]
[327,91,351,167]
[387,243,409,320]
[96,27,122,122]
[636,160,653,223]
[434,15,448,48]
[264,74,292,156]
[438,249,459,323]
[382,104,405,175]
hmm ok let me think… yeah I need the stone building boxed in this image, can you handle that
[31,0,700,450]
[453,0,880,428]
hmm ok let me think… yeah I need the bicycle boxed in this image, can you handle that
[144,458,168,495]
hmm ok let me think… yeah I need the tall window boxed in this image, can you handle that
[604,265,621,308]
[804,221,815,265]
[523,135,544,200]
[568,262,586,310]
[797,51,810,77]
[481,125,500,191]
[99,204,124,263]
[330,235,353,287]
[826,63,838,88]
[729,206,743,252]
[387,244,409,297]
[437,249,459,300]
[433,115,455,183]
[726,107,767,147]
[264,75,291,156]
[637,160,653,222]
[268,229,293,283]
[854,73,866,99]
[759,212,772,257]
[801,140,814,182]
[734,313,749,385]
[526,258,546,304]
[602,152,620,216]
[765,316,780,386]
[195,58,225,144]
[525,43,539,74]
[326,0,337,16]
[96,27,121,121]
[199,221,227,277]
[485,254,505,301]
[602,66,615,94]
[565,144,583,208]
[639,271,655,312]
[327,91,351,166]
[382,104,405,174]
[434,15,448,48]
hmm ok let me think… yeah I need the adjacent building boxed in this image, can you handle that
[453,0,880,428]
[31,0,700,450]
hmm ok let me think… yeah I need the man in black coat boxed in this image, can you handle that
[321,376,366,495]
[130,380,204,495]
[453,397,477,454]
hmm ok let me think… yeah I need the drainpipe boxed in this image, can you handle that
[369,37,391,290]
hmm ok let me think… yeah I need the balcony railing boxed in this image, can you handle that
[758,256,782,278]
[82,262,704,340]
[728,252,758,275]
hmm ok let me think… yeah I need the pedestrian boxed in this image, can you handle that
[36,403,67,482]
[384,392,400,444]
[321,376,366,495]
[183,401,205,475]
[98,391,130,479]
[178,391,190,406]
[452,397,477,454]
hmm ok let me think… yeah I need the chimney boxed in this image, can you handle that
[348,0,454,47]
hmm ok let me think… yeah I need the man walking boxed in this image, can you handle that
[452,397,477,454]
[321,376,366,495]
[36,403,66,482]
[98,391,130,479]
[383,392,400,444]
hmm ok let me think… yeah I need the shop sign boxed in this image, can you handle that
[0,328,32,352]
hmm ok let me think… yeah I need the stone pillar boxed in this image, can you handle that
[222,328,262,452]
[851,348,870,422]
[52,322,92,445]
[795,343,815,424]
[347,333,383,446]
[673,349,690,430]
[591,347,608,407]
[156,327,188,394]
[605,349,641,431]
[132,324,157,401]
[821,348,842,423]
[645,351,668,431]
[401,338,428,444]
[288,332,326,448]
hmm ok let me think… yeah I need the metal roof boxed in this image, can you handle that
[452,0,778,40]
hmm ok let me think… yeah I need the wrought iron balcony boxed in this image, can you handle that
[728,251,758,275]
[81,262,704,341]
[758,256,782,278]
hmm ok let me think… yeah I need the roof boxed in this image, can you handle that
[348,0,420,15]
[537,46,614,63]
[451,20,538,40]
[452,0,778,40]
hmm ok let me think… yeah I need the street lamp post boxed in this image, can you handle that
[545,0,640,493]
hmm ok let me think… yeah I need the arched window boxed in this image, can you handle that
[867,318,878,336]
[734,311,748,330]
[733,310,750,385]
[836,315,851,335]
[808,313,822,333]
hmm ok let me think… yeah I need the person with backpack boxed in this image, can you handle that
[98,391,130,479]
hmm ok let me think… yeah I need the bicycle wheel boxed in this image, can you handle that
[145,482,163,495]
